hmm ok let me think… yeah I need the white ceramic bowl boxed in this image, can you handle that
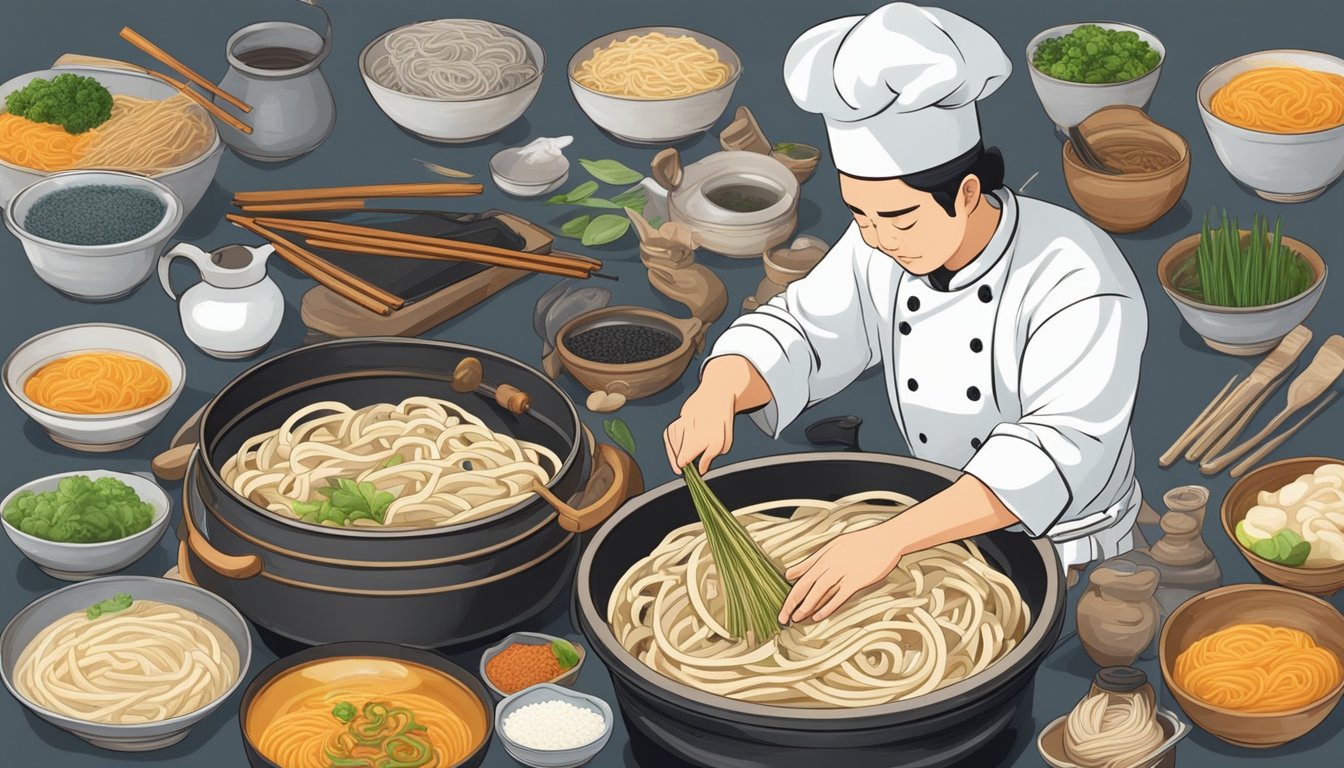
[479,631,586,699]
[3,324,186,452]
[496,684,613,768]
[569,27,741,144]
[0,575,251,751]
[358,20,544,143]
[1026,22,1165,131]
[1197,49,1344,202]
[2,470,171,580]
[0,67,223,213]
[5,170,184,300]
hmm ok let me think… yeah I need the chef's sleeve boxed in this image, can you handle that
[963,290,1146,537]
[705,224,882,437]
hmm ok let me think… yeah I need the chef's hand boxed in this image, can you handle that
[664,384,736,475]
[778,527,904,624]
[664,356,773,475]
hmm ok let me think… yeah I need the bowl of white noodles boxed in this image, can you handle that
[359,19,545,143]
[0,575,251,751]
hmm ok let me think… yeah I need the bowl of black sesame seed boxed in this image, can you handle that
[4,170,184,301]
[555,306,703,402]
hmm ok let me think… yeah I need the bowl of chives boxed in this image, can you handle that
[1158,214,1325,356]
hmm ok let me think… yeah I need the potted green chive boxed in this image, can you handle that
[1158,211,1326,356]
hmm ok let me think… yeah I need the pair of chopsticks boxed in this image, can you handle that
[119,26,253,134]
[232,183,485,213]
[1161,327,1342,477]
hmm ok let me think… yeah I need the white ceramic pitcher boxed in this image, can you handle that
[159,243,283,359]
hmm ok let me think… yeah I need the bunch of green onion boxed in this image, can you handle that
[1176,211,1314,308]
[683,463,791,641]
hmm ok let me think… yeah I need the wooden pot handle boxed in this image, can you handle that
[181,494,264,579]
[534,443,643,533]
[152,444,195,482]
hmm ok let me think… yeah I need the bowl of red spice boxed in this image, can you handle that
[481,631,586,699]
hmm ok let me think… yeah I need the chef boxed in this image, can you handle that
[663,3,1148,625]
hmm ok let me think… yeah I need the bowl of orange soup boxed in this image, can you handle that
[3,323,184,452]
[241,642,492,768]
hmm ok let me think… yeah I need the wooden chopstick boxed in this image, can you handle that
[239,200,368,214]
[233,183,483,205]
[120,26,251,113]
[226,215,401,315]
[253,217,602,272]
[1194,368,1292,462]
[143,69,252,134]
[1159,374,1239,467]
[1229,392,1339,478]
[303,237,595,279]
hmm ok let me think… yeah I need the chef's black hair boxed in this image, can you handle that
[887,143,1006,217]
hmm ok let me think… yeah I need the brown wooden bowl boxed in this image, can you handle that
[555,306,703,401]
[1158,583,1344,748]
[1062,105,1190,234]
[1221,456,1344,596]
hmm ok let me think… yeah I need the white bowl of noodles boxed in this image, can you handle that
[1197,49,1344,203]
[359,19,545,143]
[0,575,251,751]
[0,66,223,215]
[568,27,741,144]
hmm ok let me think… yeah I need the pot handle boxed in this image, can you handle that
[181,493,264,579]
[159,242,214,302]
[805,415,863,452]
[534,443,643,532]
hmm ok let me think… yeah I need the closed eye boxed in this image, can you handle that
[893,220,916,231]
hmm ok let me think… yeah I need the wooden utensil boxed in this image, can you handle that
[119,26,251,112]
[1201,335,1344,475]
[1179,326,1313,462]
[1229,393,1339,478]
[233,183,483,205]
[1067,125,1121,175]
[1159,374,1238,467]
[50,52,251,134]
[1196,367,1292,461]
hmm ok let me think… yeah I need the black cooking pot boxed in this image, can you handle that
[576,452,1064,768]
[177,338,640,648]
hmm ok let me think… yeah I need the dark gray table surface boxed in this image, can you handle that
[2,0,1342,765]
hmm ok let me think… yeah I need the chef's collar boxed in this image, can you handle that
[918,188,1017,292]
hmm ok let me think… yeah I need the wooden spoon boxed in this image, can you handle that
[1201,335,1344,475]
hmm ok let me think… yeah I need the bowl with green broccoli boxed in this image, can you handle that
[1027,22,1165,132]
[1,470,171,581]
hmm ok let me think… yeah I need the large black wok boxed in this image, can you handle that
[576,452,1064,768]
[177,338,639,648]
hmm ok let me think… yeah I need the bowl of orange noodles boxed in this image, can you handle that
[0,65,223,214]
[1197,49,1344,202]
[1159,583,1344,748]
[568,26,741,144]
[240,641,492,768]
[3,323,185,452]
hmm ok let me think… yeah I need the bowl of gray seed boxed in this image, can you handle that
[4,170,184,301]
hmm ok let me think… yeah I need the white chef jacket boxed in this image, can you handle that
[708,189,1148,567]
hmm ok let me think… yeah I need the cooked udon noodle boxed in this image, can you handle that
[572,32,733,99]
[14,599,239,724]
[368,20,538,99]
[608,491,1030,707]
[1063,687,1165,768]
[220,396,562,529]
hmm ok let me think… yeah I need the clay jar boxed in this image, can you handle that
[1076,559,1161,667]
[1163,485,1209,526]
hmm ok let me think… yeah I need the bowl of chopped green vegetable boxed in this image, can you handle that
[1158,212,1326,356]
[1027,22,1165,132]
[2,470,171,580]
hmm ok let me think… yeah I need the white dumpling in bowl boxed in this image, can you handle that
[1243,505,1289,539]
[1305,530,1344,567]
[1278,480,1313,508]
[1313,463,1344,483]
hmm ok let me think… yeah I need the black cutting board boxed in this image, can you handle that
[295,210,528,304]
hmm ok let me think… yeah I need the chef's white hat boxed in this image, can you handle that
[785,3,1011,177]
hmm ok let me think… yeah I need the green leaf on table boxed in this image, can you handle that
[546,180,599,204]
[551,639,581,670]
[603,417,636,455]
[579,158,644,185]
[559,215,591,238]
[567,197,621,209]
[609,185,647,207]
[581,214,630,246]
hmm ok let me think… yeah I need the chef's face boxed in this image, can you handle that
[839,174,980,274]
